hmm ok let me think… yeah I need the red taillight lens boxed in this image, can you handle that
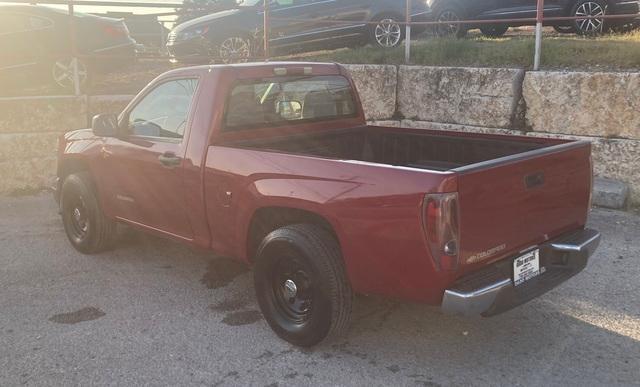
[103,23,128,38]
[423,193,459,271]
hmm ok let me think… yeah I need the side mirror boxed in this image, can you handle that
[91,114,119,137]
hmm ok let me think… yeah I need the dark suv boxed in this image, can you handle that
[428,0,640,37]
[166,0,431,63]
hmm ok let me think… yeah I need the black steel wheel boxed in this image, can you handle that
[61,173,116,254]
[254,224,353,347]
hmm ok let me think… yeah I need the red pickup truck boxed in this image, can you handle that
[55,62,600,347]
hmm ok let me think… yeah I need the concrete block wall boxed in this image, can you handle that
[1,65,638,206]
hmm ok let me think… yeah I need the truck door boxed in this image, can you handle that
[97,78,199,240]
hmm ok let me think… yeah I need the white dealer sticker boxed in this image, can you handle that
[513,249,542,286]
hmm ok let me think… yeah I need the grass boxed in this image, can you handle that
[290,29,640,70]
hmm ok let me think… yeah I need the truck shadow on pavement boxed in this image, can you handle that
[105,224,639,386]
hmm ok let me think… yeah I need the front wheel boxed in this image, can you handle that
[253,224,353,347]
[52,57,89,91]
[61,173,117,254]
[370,16,404,48]
[216,35,254,63]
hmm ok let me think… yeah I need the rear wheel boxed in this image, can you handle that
[480,24,509,38]
[253,224,353,347]
[61,173,116,254]
[434,7,468,38]
[571,0,607,35]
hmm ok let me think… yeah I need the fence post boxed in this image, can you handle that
[533,0,544,70]
[405,0,411,64]
[68,0,81,95]
[263,0,270,61]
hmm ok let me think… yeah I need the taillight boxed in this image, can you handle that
[423,193,459,271]
[103,23,128,38]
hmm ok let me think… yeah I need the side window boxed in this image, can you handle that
[127,78,199,139]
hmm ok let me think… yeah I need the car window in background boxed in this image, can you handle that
[28,16,53,30]
[0,13,27,34]
[127,78,199,139]
[225,75,357,130]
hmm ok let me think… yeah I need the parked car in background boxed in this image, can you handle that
[166,0,431,63]
[428,0,640,37]
[0,5,137,92]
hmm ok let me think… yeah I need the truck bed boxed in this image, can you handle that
[230,126,555,171]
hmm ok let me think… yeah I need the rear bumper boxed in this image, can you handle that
[441,228,601,317]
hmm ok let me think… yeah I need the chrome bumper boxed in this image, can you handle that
[442,228,601,317]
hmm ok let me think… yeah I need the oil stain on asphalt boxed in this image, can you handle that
[221,310,262,326]
[200,258,249,289]
[48,307,106,324]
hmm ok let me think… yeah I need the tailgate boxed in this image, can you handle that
[455,142,592,270]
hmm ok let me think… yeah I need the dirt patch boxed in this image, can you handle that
[200,258,249,289]
[49,307,105,324]
[221,310,262,326]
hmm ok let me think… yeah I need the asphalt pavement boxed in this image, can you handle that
[1,194,639,386]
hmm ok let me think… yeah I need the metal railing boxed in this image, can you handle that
[1,0,638,96]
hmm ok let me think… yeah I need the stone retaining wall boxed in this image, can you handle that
[1,65,638,206]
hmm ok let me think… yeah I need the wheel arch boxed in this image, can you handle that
[57,156,91,181]
[246,206,341,264]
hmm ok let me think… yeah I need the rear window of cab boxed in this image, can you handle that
[224,75,357,131]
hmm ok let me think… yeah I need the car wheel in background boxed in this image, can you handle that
[434,8,468,38]
[479,24,509,38]
[253,224,353,347]
[371,16,404,48]
[571,0,607,35]
[61,173,117,254]
[52,57,89,91]
[553,24,577,33]
[217,36,253,63]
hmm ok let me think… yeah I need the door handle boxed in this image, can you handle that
[158,152,181,168]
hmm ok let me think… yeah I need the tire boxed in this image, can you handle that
[480,24,509,38]
[433,7,468,38]
[216,35,254,63]
[571,0,607,35]
[61,173,117,254]
[253,224,353,347]
[553,24,577,33]
[52,57,90,92]
[370,15,404,48]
